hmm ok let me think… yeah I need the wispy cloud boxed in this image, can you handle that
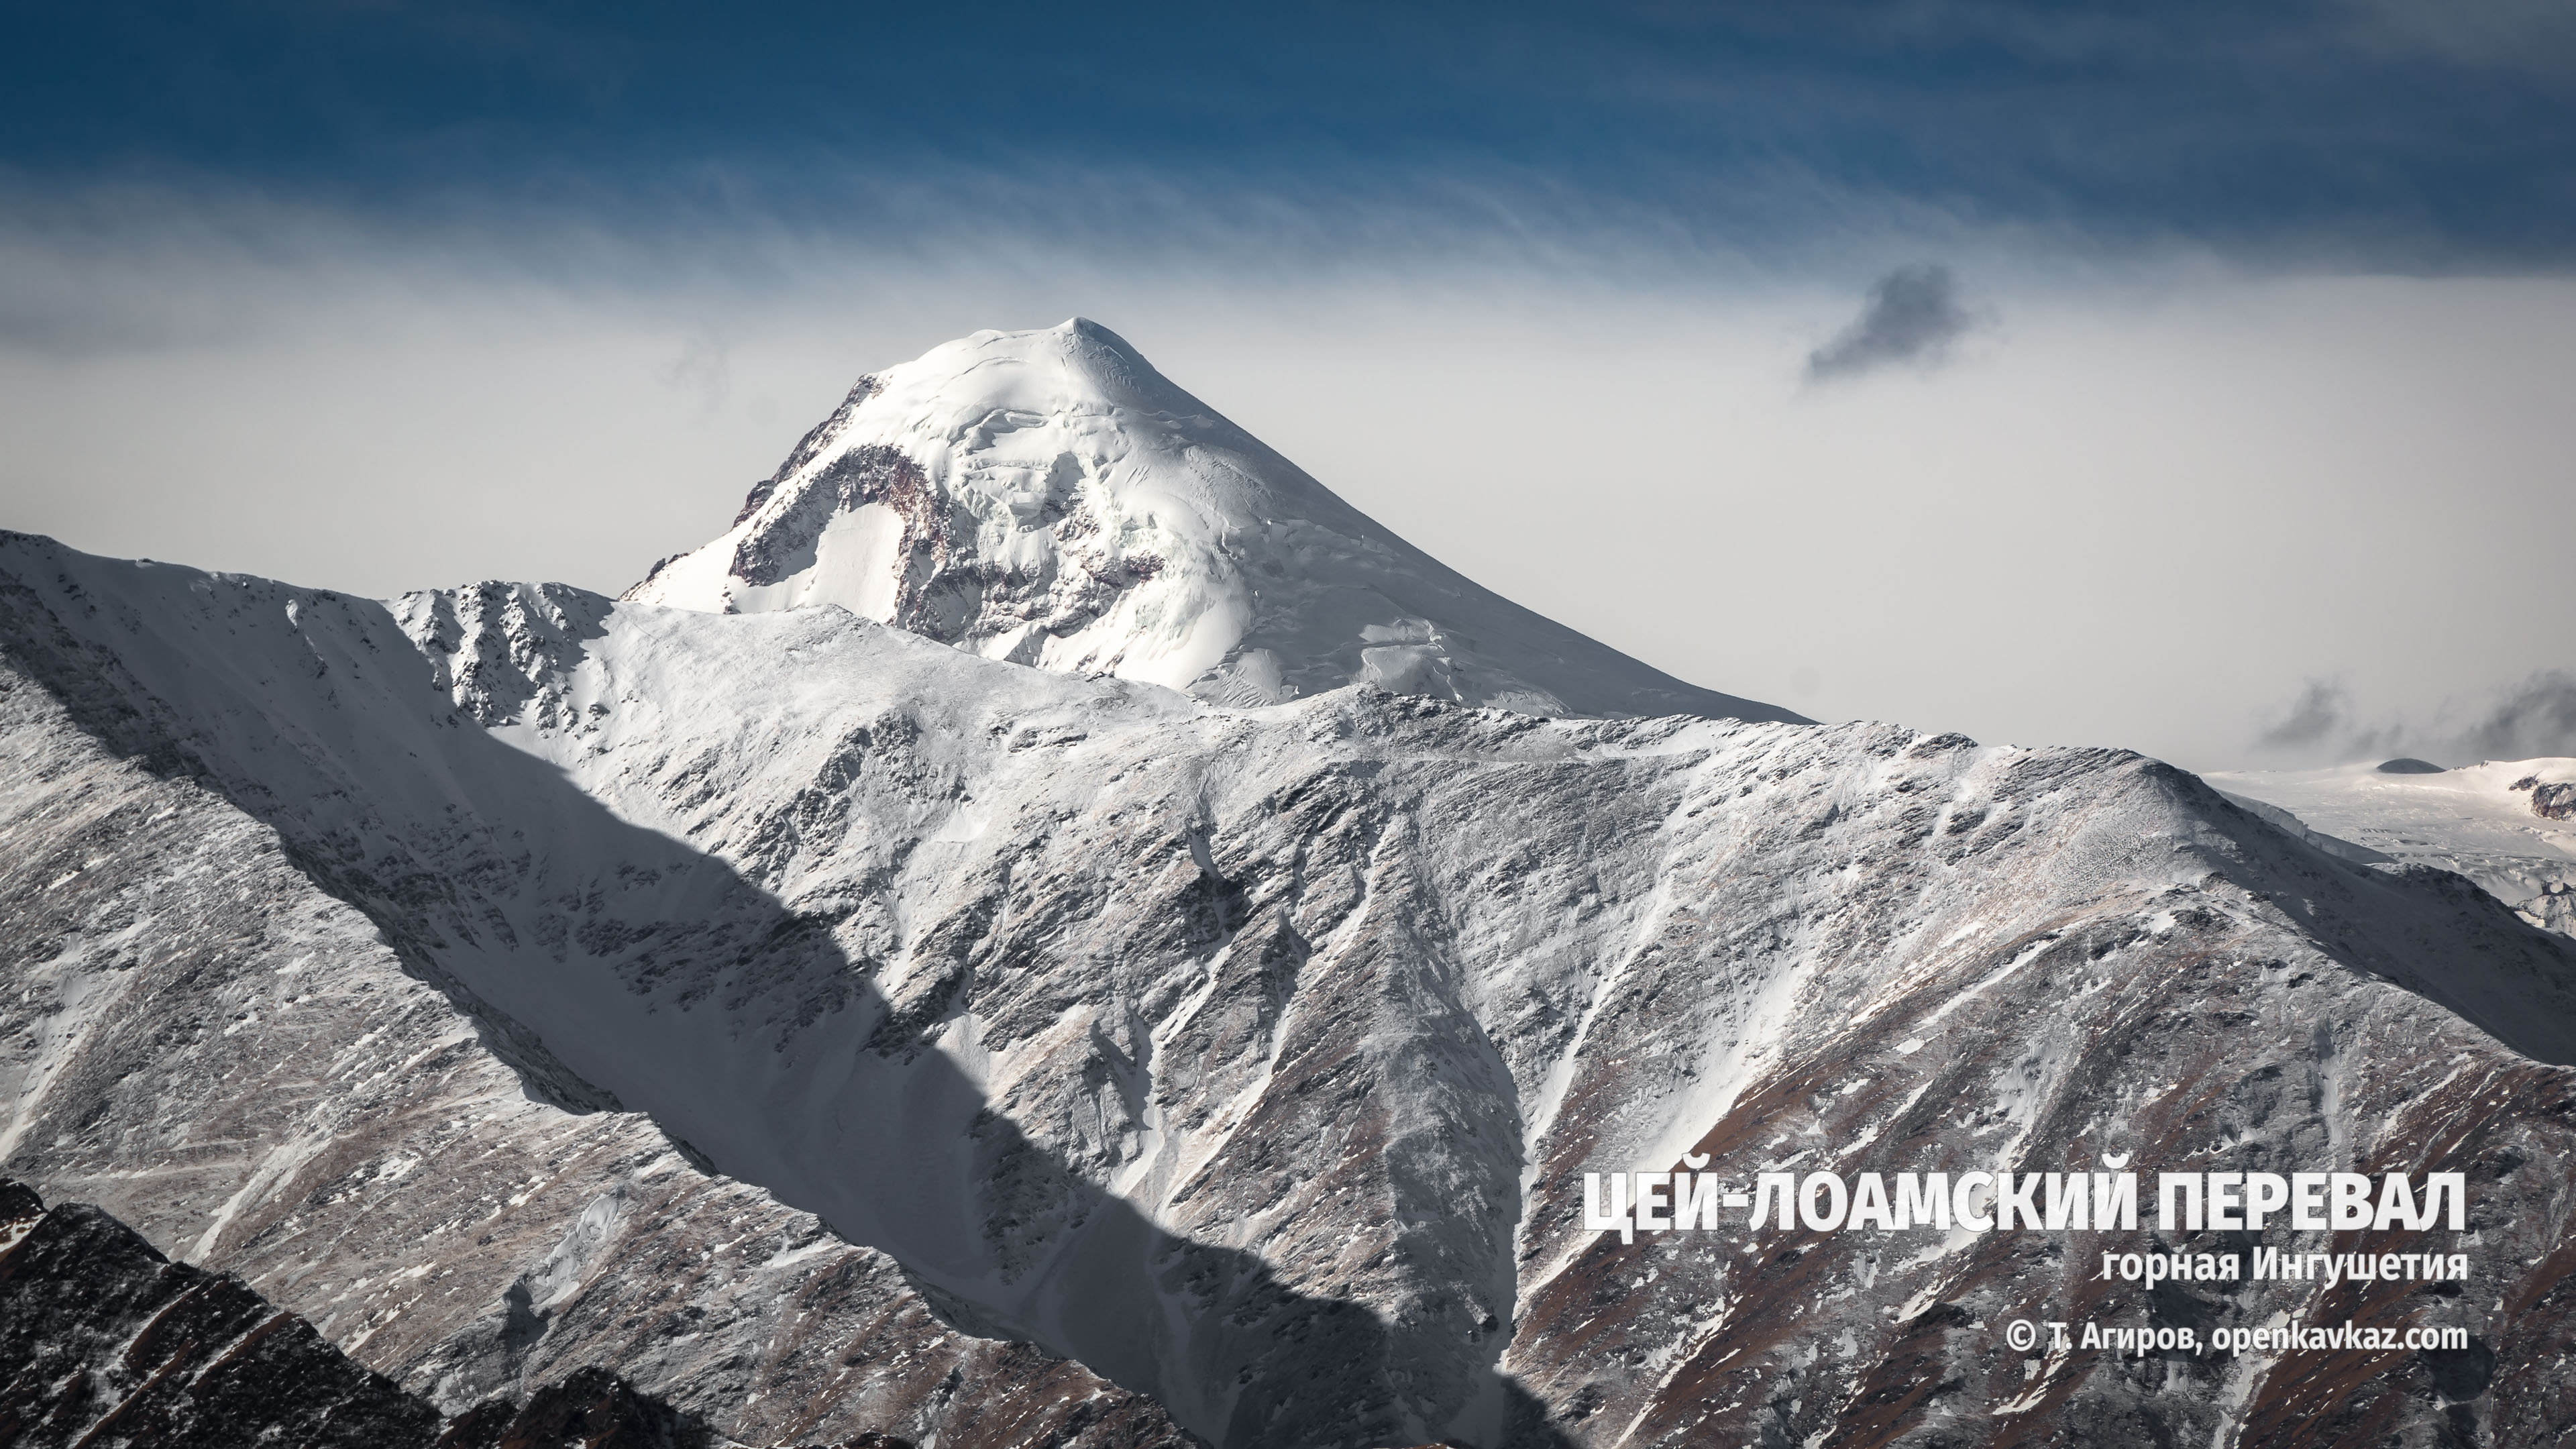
[2253,669,2576,765]
[2457,669,2576,761]
[2258,678,2351,749]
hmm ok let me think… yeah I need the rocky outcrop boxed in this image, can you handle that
[2512,773,2576,822]
[438,1366,709,1449]
[0,1177,439,1447]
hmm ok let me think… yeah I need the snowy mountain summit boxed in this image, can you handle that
[629,319,1800,721]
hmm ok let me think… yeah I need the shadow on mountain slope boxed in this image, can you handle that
[0,537,1575,1449]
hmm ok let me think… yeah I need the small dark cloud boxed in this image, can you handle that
[1806,264,1978,382]
[2259,678,2348,749]
[2455,669,2576,761]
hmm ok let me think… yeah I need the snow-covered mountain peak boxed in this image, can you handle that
[627,321,1801,723]
[928,316,1205,413]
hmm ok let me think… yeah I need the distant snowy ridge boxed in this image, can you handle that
[2212,758,2576,936]
[628,319,1801,724]
[2212,789,2392,866]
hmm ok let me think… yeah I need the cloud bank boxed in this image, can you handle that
[9,3,2576,268]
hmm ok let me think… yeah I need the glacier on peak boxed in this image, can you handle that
[626,318,1803,723]
[2211,757,2576,937]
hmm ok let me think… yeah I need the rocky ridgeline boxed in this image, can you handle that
[0,1178,761,1448]
[0,1177,440,1446]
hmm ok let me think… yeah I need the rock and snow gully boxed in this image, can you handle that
[3,323,2575,1448]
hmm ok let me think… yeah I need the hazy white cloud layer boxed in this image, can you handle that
[2,198,2569,775]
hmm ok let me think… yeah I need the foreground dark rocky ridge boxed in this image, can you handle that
[0,1177,442,1447]
[0,1177,729,1448]
[4,531,2576,1447]
[0,1176,966,1447]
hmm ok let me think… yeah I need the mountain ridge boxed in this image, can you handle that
[9,528,2576,1445]
[0,537,1203,1448]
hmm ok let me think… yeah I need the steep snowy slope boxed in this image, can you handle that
[2211,759,2576,936]
[627,320,1801,724]
[9,532,2576,1448]
[0,546,1197,1448]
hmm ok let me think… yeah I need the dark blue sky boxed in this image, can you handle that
[9,1,2576,265]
